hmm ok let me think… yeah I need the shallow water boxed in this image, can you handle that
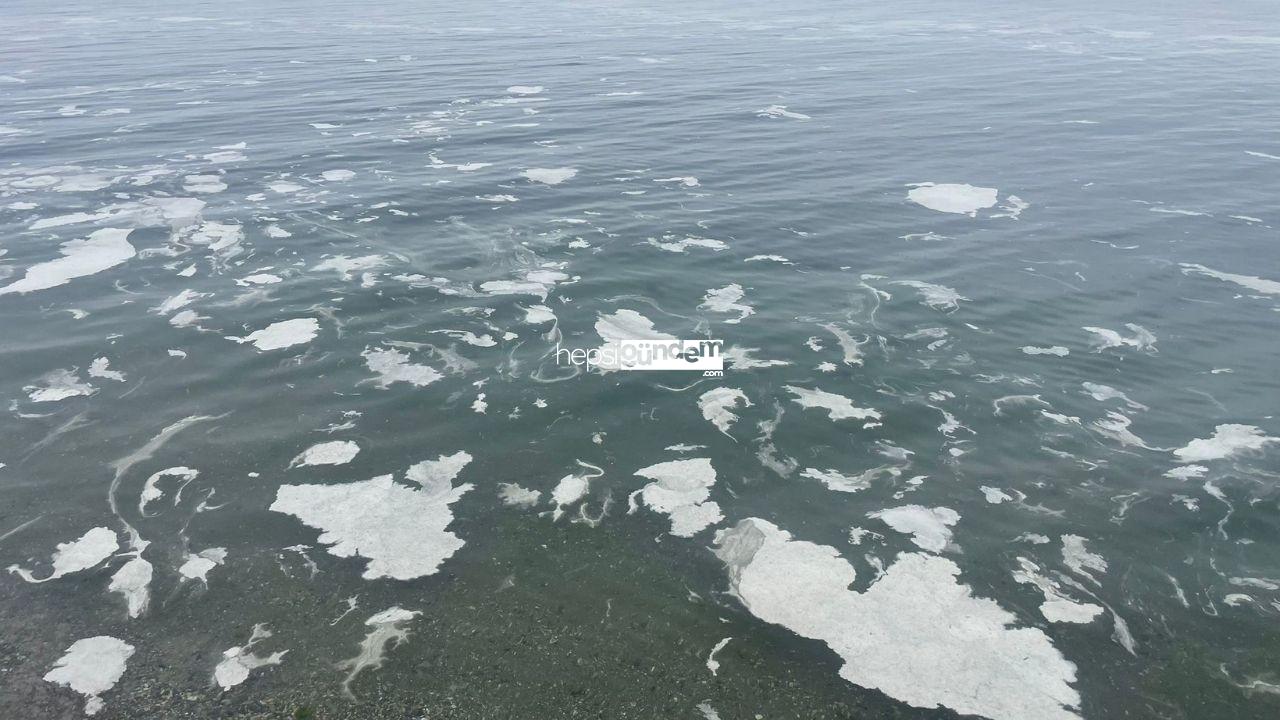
[2,1,1279,718]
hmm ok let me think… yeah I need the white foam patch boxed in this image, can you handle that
[1062,535,1107,585]
[724,346,791,369]
[108,556,152,618]
[698,387,751,437]
[291,440,361,468]
[699,284,754,323]
[1090,411,1155,449]
[550,467,593,521]
[44,636,135,716]
[203,149,246,164]
[271,473,472,580]
[29,211,110,230]
[592,309,676,371]
[821,323,867,366]
[1082,324,1156,352]
[25,369,96,402]
[785,385,880,422]
[237,273,282,286]
[479,268,570,300]
[498,483,541,508]
[631,458,722,537]
[188,221,244,263]
[178,547,227,583]
[169,310,204,329]
[86,358,125,383]
[654,176,699,187]
[1164,465,1207,480]
[891,280,967,311]
[139,466,199,516]
[8,526,118,583]
[869,505,959,553]
[744,254,792,264]
[1173,424,1279,462]
[992,195,1030,220]
[714,519,1081,720]
[340,607,420,697]
[981,486,1013,504]
[1081,382,1146,410]
[522,167,577,185]
[362,347,443,388]
[214,624,287,690]
[799,468,871,493]
[1022,346,1069,357]
[406,451,472,490]
[907,183,998,216]
[522,304,556,324]
[153,289,207,315]
[1013,558,1103,624]
[0,228,135,295]
[756,105,811,120]
[430,329,496,347]
[231,318,319,351]
[1177,260,1280,294]
[312,254,387,280]
[183,174,226,193]
[646,236,727,253]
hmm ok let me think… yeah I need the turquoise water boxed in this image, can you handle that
[2,2,1279,718]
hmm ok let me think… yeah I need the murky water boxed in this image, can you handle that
[3,1,1279,718]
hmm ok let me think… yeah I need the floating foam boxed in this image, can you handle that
[339,607,420,697]
[631,458,722,536]
[869,505,959,552]
[891,280,967,311]
[291,440,360,468]
[362,347,443,388]
[1062,535,1107,585]
[1013,558,1103,624]
[271,472,472,580]
[0,228,135,295]
[799,468,871,493]
[522,167,577,185]
[756,105,811,120]
[1022,346,1069,357]
[906,183,998,215]
[44,636,134,716]
[231,318,320,351]
[1174,424,1278,462]
[785,385,880,422]
[25,369,95,402]
[698,387,751,437]
[178,547,227,583]
[214,624,287,690]
[8,527,118,583]
[646,236,727,253]
[714,519,1081,720]
[498,483,541,508]
[1082,324,1156,352]
[1180,263,1280,296]
[699,284,754,323]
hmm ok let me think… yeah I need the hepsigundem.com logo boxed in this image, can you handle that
[555,339,723,373]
